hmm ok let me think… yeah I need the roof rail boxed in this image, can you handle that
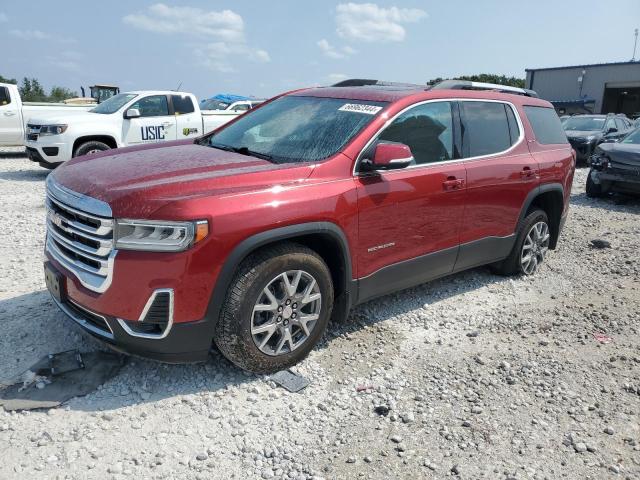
[429,79,539,98]
[331,78,423,88]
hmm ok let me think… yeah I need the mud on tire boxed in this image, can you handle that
[214,242,334,374]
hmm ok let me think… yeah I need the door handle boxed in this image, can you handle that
[442,176,465,191]
[3,111,16,116]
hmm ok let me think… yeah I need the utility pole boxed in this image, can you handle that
[633,28,638,61]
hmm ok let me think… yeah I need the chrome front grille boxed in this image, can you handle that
[45,175,116,293]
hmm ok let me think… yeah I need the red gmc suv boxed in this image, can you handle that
[44,80,575,373]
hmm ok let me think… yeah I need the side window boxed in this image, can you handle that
[605,118,616,131]
[0,87,11,106]
[130,95,169,117]
[172,95,194,115]
[233,103,250,112]
[505,105,520,145]
[461,101,512,157]
[378,101,454,165]
[523,106,568,145]
[615,118,626,131]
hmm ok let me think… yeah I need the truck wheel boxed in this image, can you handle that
[215,242,334,373]
[586,169,604,198]
[492,209,550,276]
[73,141,110,158]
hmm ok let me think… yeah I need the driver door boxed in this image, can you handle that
[122,95,177,146]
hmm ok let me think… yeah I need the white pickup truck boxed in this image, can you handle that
[20,89,256,168]
[0,83,94,148]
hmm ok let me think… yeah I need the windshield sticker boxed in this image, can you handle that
[338,103,383,115]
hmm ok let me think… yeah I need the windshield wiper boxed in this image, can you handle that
[209,142,273,161]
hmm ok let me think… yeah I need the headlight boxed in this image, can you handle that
[585,135,597,143]
[114,219,209,252]
[39,125,68,136]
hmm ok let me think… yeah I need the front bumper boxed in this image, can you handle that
[592,168,640,194]
[25,139,72,167]
[50,286,213,363]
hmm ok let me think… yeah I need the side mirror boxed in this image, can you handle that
[606,126,618,134]
[362,142,414,172]
[124,108,141,119]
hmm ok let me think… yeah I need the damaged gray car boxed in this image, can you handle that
[587,128,640,198]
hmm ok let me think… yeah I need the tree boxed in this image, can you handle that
[49,86,77,102]
[19,77,47,102]
[0,74,17,85]
[428,74,525,88]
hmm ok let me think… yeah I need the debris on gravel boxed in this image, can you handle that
[0,158,639,479]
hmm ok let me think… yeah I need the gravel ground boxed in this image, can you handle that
[0,154,639,480]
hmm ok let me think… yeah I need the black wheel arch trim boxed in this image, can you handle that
[204,221,355,331]
[518,182,565,249]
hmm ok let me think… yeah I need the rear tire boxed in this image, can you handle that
[214,242,334,374]
[585,169,604,198]
[73,141,110,158]
[492,209,550,276]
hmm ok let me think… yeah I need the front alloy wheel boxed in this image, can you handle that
[251,270,321,356]
[520,221,550,275]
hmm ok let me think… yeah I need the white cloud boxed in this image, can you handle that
[0,13,8,23]
[123,3,269,72]
[317,39,356,59]
[45,51,85,73]
[336,3,427,43]
[123,3,244,42]
[9,28,75,43]
[9,29,51,40]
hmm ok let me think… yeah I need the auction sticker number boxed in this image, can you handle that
[338,104,383,115]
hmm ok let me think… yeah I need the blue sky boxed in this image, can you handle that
[1,1,639,100]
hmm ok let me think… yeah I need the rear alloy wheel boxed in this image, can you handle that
[215,243,333,373]
[520,221,550,275]
[491,209,550,276]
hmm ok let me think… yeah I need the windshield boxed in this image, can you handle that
[201,99,230,110]
[621,128,640,145]
[563,117,605,131]
[91,93,138,114]
[208,96,387,163]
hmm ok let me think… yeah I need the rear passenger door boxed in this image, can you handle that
[171,94,201,139]
[355,101,467,300]
[455,100,537,271]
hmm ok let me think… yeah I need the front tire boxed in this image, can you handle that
[73,140,110,158]
[492,209,550,276]
[586,169,604,198]
[214,243,334,373]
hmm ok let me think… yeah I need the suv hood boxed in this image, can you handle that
[598,141,640,167]
[52,141,315,216]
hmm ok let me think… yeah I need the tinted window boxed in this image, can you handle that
[210,96,387,163]
[130,95,169,117]
[615,118,626,131]
[605,118,616,132]
[621,129,640,145]
[505,105,520,144]
[172,95,194,114]
[232,103,250,112]
[0,87,11,106]
[524,106,568,145]
[461,101,511,157]
[378,102,454,165]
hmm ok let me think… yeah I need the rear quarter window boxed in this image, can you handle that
[0,87,11,106]
[524,106,568,145]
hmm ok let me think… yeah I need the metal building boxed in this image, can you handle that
[525,61,640,116]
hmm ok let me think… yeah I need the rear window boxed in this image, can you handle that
[524,106,568,145]
[172,95,195,114]
[461,101,514,157]
[0,87,11,106]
